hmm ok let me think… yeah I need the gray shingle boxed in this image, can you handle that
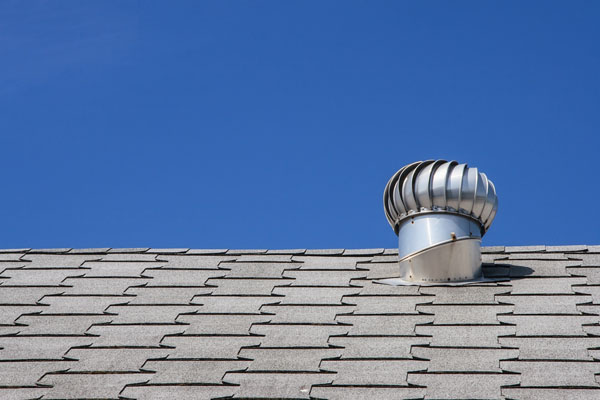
[224,371,335,399]
[62,277,148,295]
[546,245,589,252]
[303,249,345,255]
[322,359,427,385]
[125,286,211,304]
[481,246,506,253]
[38,372,154,399]
[343,295,434,314]
[419,285,510,304]
[144,359,249,384]
[365,262,400,279]
[407,372,520,399]
[505,245,546,253]
[226,249,268,255]
[206,278,293,295]
[310,386,426,400]
[329,336,430,358]
[0,387,49,400]
[240,348,342,371]
[336,314,434,335]
[579,253,600,266]
[146,269,227,286]
[67,248,111,254]
[415,304,513,324]
[567,267,600,283]
[146,248,190,254]
[249,324,350,347]
[99,253,158,262]
[259,305,354,324]
[502,259,581,276]
[235,254,294,262]
[82,262,152,277]
[120,384,237,400]
[507,253,570,260]
[496,294,592,314]
[509,277,587,294]
[193,295,280,313]
[0,268,85,285]
[0,286,63,304]
[500,360,600,386]
[177,314,270,335]
[499,336,600,360]
[106,305,200,323]
[0,336,93,360]
[573,285,600,303]
[266,249,307,255]
[15,315,113,335]
[185,249,228,254]
[26,248,72,254]
[272,286,361,304]
[0,305,45,324]
[40,295,130,314]
[343,248,385,256]
[223,262,297,278]
[498,315,598,336]
[160,335,262,358]
[411,347,519,372]
[86,324,186,346]
[293,256,372,269]
[352,279,419,294]
[153,254,236,268]
[370,255,399,263]
[0,360,73,386]
[107,248,150,253]
[502,388,600,400]
[22,254,102,267]
[65,348,170,371]
[283,269,368,286]
[414,325,516,347]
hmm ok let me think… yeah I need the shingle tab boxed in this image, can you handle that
[207,278,293,295]
[416,304,513,324]
[153,254,236,268]
[193,295,280,313]
[293,256,372,269]
[146,269,227,286]
[499,336,600,360]
[40,295,129,314]
[250,324,350,347]
[16,315,113,335]
[260,305,354,323]
[240,348,342,371]
[509,277,587,294]
[502,387,600,400]
[411,347,518,372]
[65,347,170,371]
[311,386,425,400]
[86,324,186,346]
[0,336,93,360]
[343,295,434,314]
[419,285,510,304]
[144,359,249,383]
[329,336,430,358]
[322,359,427,385]
[284,269,368,286]
[273,286,361,304]
[336,314,434,335]
[224,262,297,278]
[120,384,237,400]
[0,360,73,386]
[224,371,335,399]
[62,277,148,295]
[38,372,154,399]
[408,372,520,399]
[125,286,210,304]
[106,305,200,323]
[496,294,592,314]
[177,314,270,334]
[500,360,600,386]
[161,335,262,358]
[498,315,597,336]
[414,325,516,347]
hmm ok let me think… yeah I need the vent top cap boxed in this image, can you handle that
[383,160,498,235]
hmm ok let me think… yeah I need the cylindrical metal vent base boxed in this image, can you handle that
[399,238,482,283]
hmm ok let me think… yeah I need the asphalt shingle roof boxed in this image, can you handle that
[1,246,600,399]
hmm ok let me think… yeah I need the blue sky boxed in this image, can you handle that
[1,1,598,249]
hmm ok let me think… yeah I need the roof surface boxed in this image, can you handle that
[1,246,600,399]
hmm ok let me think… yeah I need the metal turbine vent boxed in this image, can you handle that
[383,160,498,284]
